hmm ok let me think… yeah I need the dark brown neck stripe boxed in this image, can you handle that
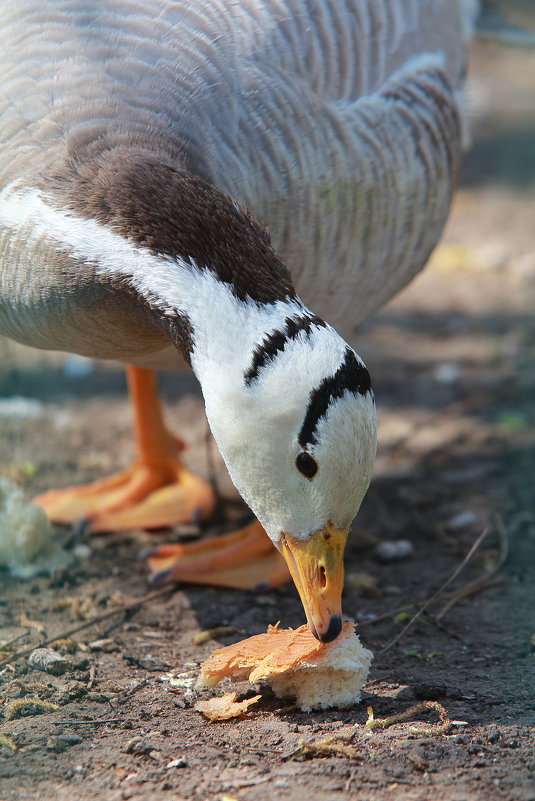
[244,313,326,385]
[54,147,296,305]
[298,348,372,448]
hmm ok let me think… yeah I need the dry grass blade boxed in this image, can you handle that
[366,701,451,735]
[380,528,490,653]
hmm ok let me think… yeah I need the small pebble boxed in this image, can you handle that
[123,737,157,755]
[375,539,414,563]
[432,362,461,384]
[447,510,478,529]
[88,638,119,652]
[166,757,188,769]
[72,544,93,560]
[46,735,83,753]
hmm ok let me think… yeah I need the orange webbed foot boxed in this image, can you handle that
[146,519,290,591]
[34,461,215,532]
[34,365,215,532]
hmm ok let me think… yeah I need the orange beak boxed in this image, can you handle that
[280,522,348,643]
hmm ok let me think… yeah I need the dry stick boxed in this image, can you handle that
[380,527,490,653]
[0,631,29,648]
[360,520,507,631]
[436,516,509,621]
[437,576,503,621]
[227,776,273,790]
[0,584,176,668]
[51,718,134,725]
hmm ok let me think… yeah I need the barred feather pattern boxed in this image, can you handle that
[0,0,471,346]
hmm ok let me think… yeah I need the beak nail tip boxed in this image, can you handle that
[316,614,343,643]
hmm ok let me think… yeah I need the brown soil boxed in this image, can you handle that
[1,26,535,801]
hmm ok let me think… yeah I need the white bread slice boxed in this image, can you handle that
[196,621,373,711]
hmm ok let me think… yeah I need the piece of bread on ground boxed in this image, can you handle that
[195,691,262,721]
[196,621,373,711]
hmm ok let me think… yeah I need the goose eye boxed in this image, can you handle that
[295,451,318,479]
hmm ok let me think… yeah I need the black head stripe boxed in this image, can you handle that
[298,347,372,448]
[244,313,326,385]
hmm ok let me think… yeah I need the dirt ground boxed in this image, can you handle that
[1,22,535,801]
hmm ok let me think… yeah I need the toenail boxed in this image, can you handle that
[149,568,175,586]
[138,546,157,560]
[73,517,90,539]
[190,506,203,524]
[251,581,270,592]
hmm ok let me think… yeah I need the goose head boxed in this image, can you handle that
[196,301,377,643]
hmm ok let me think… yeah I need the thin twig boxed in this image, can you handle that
[361,519,508,631]
[344,769,357,793]
[436,516,509,620]
[51,718,135,725]
[380,528,490,653]
[437,576,503,620]
[0,585,176,668]
[225,776,272,790]
[0,631,29,649]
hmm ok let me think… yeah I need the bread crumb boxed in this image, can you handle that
[195,691,262,721]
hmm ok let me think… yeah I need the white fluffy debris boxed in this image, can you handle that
[28,648,70,675]
[0,478,71,578]
[0,397,44,419]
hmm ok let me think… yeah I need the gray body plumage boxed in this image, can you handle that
[0,0,471,364]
